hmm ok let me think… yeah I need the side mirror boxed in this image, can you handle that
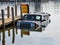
[41,19,46,22]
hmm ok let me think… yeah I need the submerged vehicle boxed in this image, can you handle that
[17,13,51,30]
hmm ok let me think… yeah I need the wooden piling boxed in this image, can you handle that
[0,32,1,41]
[15,5,17,16]
[11,7,15,26]
[8,29,10,36]
[16,26,18,34]
[2,30,5,45]
[12,27,15,43]
[7,6,10,18]
[1,9,5,28]
[21,30,23,38]
[20,6,22,19]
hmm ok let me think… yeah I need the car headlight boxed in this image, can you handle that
[31,23,35,27]
[35,23,39,28]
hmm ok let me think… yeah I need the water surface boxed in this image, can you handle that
[0,13,60,45]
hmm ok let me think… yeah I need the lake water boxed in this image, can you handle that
[0,13,60,45]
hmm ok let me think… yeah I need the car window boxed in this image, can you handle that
[22,15,27,20]
[36,16,40,21]
[27,15,35,20]
[23,15,41,21]
[23,15,35,20]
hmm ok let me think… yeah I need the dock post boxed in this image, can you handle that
[20,6,22,19]
[12,27,15,43]
[2,30,5,45]
[15,5,17,16]
[7,6,10,18]
[8,29,10,36]
[1,9,5,28]
[11,7,15,26]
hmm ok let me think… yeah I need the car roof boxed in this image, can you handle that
[24,12,50,16]
[24,13,42,16]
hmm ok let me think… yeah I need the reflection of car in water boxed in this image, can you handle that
[17,13,51,31]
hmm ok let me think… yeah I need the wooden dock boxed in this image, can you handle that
[0,16,20,27]
[0,6,21,28]
[0,5,24,28]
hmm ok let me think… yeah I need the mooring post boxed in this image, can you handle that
[20,6,22,19]
[15,5,17,16]
[21,30,23,38]
[8,29,10,36]
[2,30,5,45]
[1,9,5,28]
[11,7,15,26]
[12,27,15,43]
[7,6,10,18]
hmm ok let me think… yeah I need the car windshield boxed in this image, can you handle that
[22,15,41,21]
